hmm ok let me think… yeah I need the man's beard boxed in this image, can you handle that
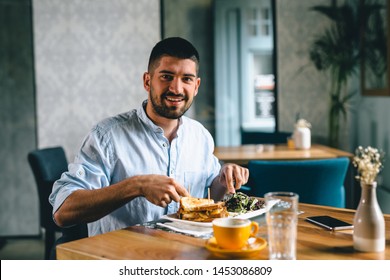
[149,88,193,119]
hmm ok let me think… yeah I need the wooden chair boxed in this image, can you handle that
[246,157,350,207]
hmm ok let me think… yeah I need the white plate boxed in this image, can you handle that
[230,207,268,220]
[162,214,213,227]
[161,207,267,228]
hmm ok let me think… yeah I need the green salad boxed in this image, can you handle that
[224,192,265,214]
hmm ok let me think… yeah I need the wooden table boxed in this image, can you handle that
[214,144,353,166]
[56,203,390,260]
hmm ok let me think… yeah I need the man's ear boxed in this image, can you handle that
[194,77,201,96]
[143,72,151,91]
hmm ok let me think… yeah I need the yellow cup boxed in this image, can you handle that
[212,218,259,250]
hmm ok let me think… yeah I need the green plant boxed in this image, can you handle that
[308,0,386,147]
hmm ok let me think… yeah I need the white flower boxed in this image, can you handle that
[352,146,385,184]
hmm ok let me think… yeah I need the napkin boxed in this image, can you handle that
[156,221,213,238]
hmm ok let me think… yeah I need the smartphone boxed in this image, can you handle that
[306,215,353,231]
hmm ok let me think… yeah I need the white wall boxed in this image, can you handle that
[33,0,161,161]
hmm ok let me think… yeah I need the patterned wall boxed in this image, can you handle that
[0,0,161,236]
[33,0,160,161]
[276,0,356,151]
[277,0,333,142]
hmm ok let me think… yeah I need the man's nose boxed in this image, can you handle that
[169,78,183,94]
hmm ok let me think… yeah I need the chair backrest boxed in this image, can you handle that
[28,146,68,230]
[247,157,350,208]
[28,146,89,259]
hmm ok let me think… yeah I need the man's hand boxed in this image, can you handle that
[218,163,249,194]
[136,175,189,208]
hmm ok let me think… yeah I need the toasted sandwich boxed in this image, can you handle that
[177,197,229,222]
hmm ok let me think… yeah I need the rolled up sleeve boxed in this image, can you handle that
[49,126,113,215]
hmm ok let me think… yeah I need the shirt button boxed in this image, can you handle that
[162,143,166,147]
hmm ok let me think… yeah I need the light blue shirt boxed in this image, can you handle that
[49,101,221,236]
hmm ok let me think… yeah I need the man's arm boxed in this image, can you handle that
[54,174,189,227]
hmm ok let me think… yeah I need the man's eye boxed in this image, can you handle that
[161,75,173,80]
[183,77,194,82]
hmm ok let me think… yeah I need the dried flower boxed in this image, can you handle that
[353,146,385,184]
[295,119,311,128]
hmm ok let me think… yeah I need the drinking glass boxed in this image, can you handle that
[265,192,299,260]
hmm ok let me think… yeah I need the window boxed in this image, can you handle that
[215,0,276,146]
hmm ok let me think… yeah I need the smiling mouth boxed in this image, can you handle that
[165,95,186,104]
[167,97,183,101]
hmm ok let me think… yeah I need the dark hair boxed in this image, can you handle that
[147,37,200,75]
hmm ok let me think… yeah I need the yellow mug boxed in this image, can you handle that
[212,218,259,250]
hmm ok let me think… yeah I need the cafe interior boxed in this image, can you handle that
[1,0,390,260]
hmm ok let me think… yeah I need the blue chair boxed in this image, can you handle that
[246,157,350,207]
[28,146,88,259]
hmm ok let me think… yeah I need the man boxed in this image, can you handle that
[50,37,249,236]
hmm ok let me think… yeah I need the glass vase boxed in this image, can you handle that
[353,181,385,252]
